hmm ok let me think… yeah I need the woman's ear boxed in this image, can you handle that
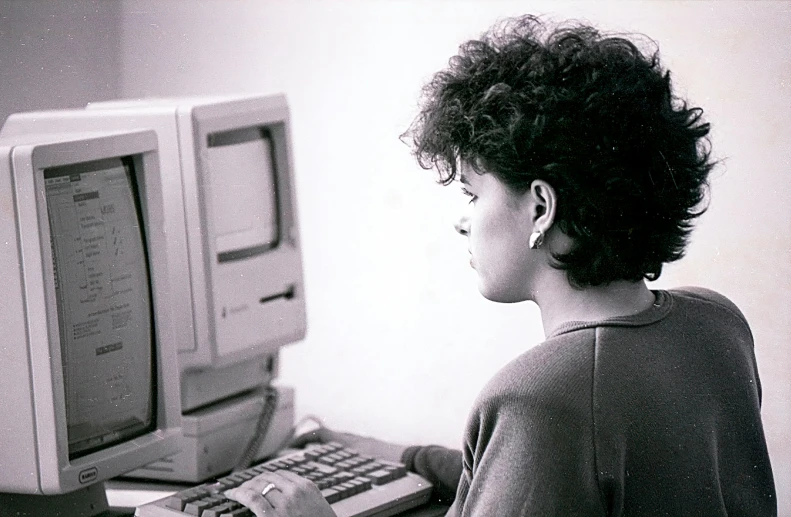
[529,179,558,232]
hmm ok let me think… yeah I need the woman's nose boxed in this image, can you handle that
[455,215,469,236]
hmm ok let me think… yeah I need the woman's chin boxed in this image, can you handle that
[478,283,528,304]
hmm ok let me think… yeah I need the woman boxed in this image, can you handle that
[226,15,776,516]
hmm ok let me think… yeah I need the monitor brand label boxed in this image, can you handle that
[79,467,98,484]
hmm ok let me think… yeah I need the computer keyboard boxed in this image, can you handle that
[134,442,433,517]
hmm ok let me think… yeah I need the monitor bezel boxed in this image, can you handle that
[11,130,181,494]
[184,97,304,368]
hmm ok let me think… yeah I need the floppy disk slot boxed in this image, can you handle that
[260,285,295,305]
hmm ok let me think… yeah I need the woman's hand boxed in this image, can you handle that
[224,469,336,517]
[224,422,410,516]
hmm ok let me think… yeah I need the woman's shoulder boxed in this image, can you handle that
[669,286,750,329]
[478,330,598,406]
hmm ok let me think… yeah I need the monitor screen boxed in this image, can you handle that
[207,127,279,262]
[44,157,156,460]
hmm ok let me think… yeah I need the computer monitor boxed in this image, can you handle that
[115,95,307,412]
[0,129,182,516]
[2,94,307,481]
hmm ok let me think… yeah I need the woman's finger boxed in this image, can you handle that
[233,470,295,510]
[248,470,293,493]
[282,473,334,516]
[224,483,277,517]
[226,469,335,517]
[253,473,290,509]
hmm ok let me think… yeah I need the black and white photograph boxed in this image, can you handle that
[1,1,789,516]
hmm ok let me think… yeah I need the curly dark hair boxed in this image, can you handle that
[402,15,714,287]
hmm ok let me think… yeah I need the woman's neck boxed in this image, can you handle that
[534,273,656,337]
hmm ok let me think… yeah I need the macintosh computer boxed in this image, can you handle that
[0,94,434,517]
[2,95,306,483]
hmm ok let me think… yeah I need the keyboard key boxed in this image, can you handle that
[321,488,341,504]
[316,479,333,490]
[334,471,355,482]
[319,453,343,465]
[352,476,372,491]
[384,464,406,478]
[165,492,203,511]
[313,463,338,475]
[304,449,321,460]
[184,499,216,515]
[203,503,237,517]
[366,469,395,485]
[220,509,253,517]
[216,478,238,490]
[334,483,356,500]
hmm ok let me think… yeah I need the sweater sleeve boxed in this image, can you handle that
[449,336,604,517]
[451,391,603,517]
[401,445,462,505]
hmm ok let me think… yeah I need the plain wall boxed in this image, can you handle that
[2,0,788,512]
[0,1,122,127]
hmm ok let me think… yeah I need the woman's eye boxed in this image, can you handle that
[461,187,477,203]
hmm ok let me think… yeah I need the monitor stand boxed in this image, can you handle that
[0,483,132,517]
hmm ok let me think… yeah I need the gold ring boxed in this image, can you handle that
[261,482,278,498]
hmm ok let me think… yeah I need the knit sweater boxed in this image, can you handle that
[401,288,776,516]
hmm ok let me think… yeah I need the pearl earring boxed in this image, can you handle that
[529,231,544,250]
